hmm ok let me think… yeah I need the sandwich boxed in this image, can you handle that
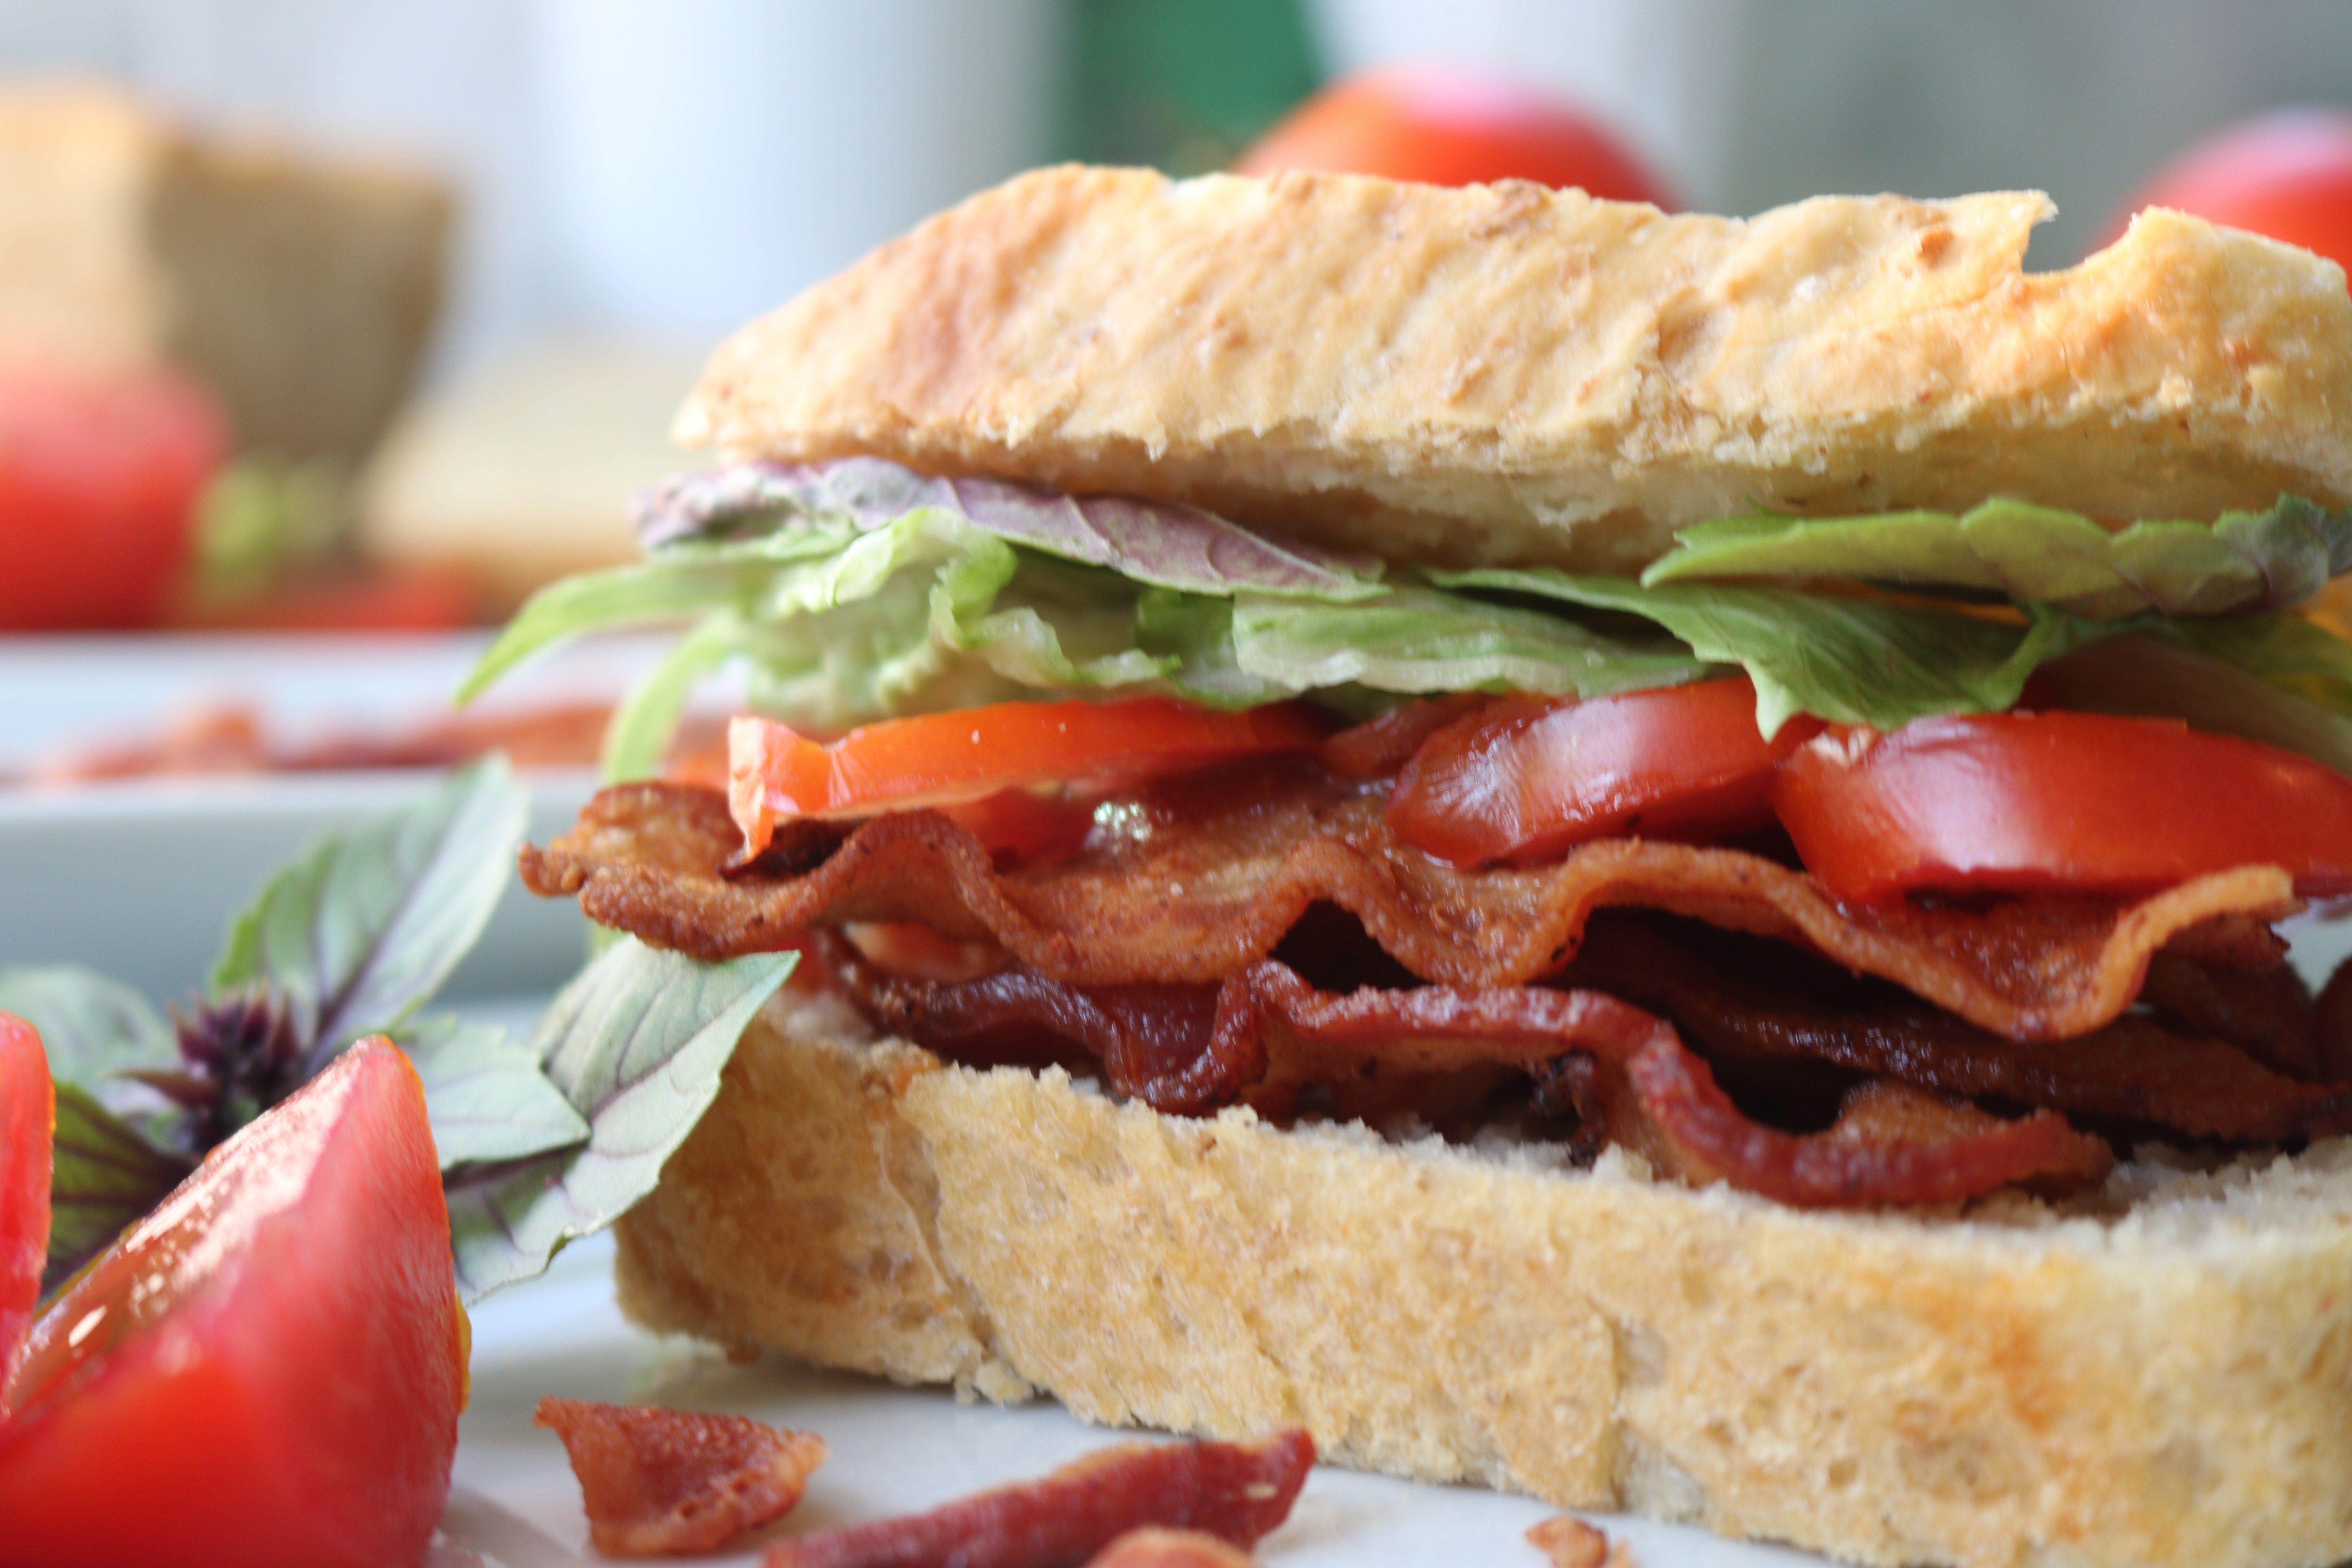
[466,167,2352,1568]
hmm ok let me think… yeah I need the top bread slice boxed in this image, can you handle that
[679,167,2352,573]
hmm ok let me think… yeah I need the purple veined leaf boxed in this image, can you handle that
[45,1082,192,1299]
[634,457,1384,600]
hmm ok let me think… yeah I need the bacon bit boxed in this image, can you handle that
[534,1397,826,1557]
[2137,951,2319,1080]
[1526,1515,1610,1568]
[762,1429,1314,1568]
[1083,1528,1257,1567]
[521,769,2298,1044]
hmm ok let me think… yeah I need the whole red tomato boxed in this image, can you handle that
[1235,64,1674,207]
[0,358,228,630]
[0,1040,463,1568]
[2106,108,2352,284]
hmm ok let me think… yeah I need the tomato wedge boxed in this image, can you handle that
[729,697,1327,854]
[1387,678,1822,866]
[0,1040,464,1568]
[1,1013,51,1380]
[1773,712,2352,905]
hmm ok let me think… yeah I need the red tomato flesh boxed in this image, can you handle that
[1773,712,2352,906]
[0,358,227,631]
[1236,64,1674,206]
[0,1013,51,1380]
[1387,678,1821,866]
[730,697,1327,854]
[0,1040,463,1568]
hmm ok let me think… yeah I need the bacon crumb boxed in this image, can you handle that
[1526,1515,1639,1568]
[762,1429,1314,1568]
[1083,1528,1257,1567]
[534,1397,826,1557]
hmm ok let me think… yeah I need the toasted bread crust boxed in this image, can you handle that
[679,167,2352,573]
[615,1000,2352,1568]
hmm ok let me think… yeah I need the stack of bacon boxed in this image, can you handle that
[523,688,2352,1210]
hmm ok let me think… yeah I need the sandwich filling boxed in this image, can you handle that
[481,456,2352,1210]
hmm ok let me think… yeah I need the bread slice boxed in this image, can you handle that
[0,83,450,465]
[614,993,2352,1568]
[678,167,2352,574]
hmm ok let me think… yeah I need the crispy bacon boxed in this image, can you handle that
[763,1430,1314,1568]
[534,1397,826,1557]
[1566,918,2352,1142]
[826,942,2111,1207]
[1082,1530,1256,1568]
[521,767,2299,1044]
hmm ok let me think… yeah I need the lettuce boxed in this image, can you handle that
[1433,569,2107,737]
[634,457,1386,598]
[1643,495,2352,619]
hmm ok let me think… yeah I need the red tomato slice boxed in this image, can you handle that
[1235,65,1675,207]
[0,1013,51,1381]
[1387,678,1821,866]
[729,698,1327,853]
[1773,712,2352,906]
[0,1040,463,1568]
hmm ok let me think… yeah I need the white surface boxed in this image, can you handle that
[445,1229,1819,1568]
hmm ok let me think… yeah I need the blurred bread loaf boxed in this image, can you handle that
[356,341,710,611]
[0,82,450,465]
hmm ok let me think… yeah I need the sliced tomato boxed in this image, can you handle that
[2106,109,2352,283]
[0,1013,51,1381]
[730,698,1327,853]
[1387,678,1820,866]
[1773,712,2352,905]
[0,1040,463,1568]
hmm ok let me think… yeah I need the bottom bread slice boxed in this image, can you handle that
[613,994,2352,1568]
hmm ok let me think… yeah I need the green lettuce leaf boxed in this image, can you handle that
[443,940,795,1302]
[1231,586,1711,698]
[45,1083,191,1297]
[212,755,528,1060]
[1436,569,2107,736]
[399,1014,589,1170]
[1642,495,2352,619]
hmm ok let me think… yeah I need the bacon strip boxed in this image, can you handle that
[827,942,2110,1207]
[522,768,2298,1044]
[763,1430,1314,1568]
[534,1397,826,1557]
[1566,918,2352,1142]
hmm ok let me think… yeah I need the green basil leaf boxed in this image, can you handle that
[1436,569,2110,736]
[1642,495,2352,619]
[0,967,176,1097]
[400,1014,588,1170]
[212,756,529,1057]
[1232,585,1711,699]
[637,457,1385,599]
[45,1082,191,1298]
[443,940,795,1302]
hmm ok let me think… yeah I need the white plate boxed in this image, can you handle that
[0,632,669,1000]
[448,1229,1820,1568]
